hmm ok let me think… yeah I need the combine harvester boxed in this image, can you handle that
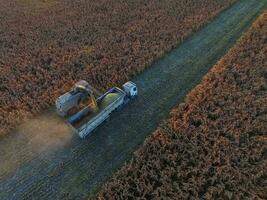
[56,80,138,138]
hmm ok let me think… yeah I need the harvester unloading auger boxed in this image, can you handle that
[56,80,138,138]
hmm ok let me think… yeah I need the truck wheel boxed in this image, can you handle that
[93,127,98,133]
[105,116,110,122]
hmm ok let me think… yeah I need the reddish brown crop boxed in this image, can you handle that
[98,11,267,199]
[0,0,236,136]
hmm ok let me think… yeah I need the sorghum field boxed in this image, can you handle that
[98,11,267,199]
[0,0,237,136]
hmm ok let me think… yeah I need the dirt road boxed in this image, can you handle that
[0,0,266,199]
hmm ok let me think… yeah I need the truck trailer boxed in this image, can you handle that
[56,80,137,138]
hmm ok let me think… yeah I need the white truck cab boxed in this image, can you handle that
[123,81,138,97]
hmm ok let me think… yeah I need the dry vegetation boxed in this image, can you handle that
[0,0,237,136]
[98,11,267,199]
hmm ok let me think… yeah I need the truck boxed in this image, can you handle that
[55,80,138,138]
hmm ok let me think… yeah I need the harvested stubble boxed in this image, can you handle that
[98,11,267,199]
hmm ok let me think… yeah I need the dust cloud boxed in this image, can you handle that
[18,109,74,153]
[0,109,74,178]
